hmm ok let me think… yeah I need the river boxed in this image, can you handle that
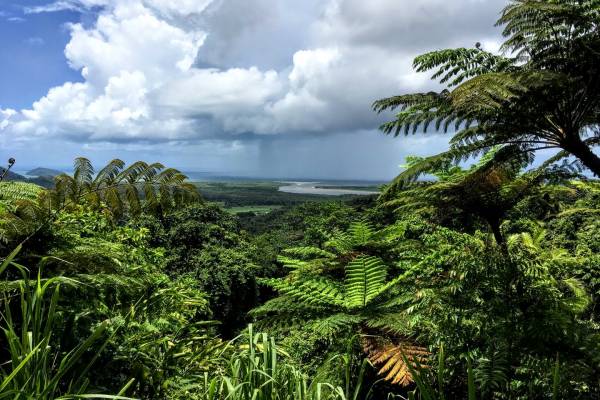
[278,181,379,196]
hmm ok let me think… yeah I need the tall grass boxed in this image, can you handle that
[173,325,368,400]
[0,245,132,399]
[403,348,563,400]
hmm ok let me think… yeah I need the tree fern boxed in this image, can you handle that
[374,0,600,176]
[49,157,200,219]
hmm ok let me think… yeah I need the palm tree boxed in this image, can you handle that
[49,157,200,218]
[374,0,600,179]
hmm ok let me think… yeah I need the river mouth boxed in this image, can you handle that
[278,181,379,196]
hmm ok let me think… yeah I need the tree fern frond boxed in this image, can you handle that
[93,159,125,187]
[307,313,361,338]
[362,335,430,387]
[414,48,515,86]
[345,256,387,309]
[259,277,344,308]
[0,182,44,202]
[282,246,336,260]
[250,296,324,318]
[73,157,94,187]
[561,277,591,314]
[326,221,376,252]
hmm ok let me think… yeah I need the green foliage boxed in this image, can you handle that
[2,8,600,395]
[253,249,403,338]
[0,182,47,246]
[167,325,367,400]
[0,249,129,399]
[0,181,43,205]
[161,203,260,336]
[382,149,576,245]
[0,206,220,399]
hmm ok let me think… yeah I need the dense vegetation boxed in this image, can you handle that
[1,1,599,399]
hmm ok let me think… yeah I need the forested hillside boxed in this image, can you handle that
[1,0,600,399]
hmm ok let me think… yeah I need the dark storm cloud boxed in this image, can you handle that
[316,0,506,51]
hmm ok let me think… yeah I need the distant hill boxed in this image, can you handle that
[26,167,63,177]
[1,168,54,189]
[1,169,25,181]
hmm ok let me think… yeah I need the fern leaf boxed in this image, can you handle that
[362,335,430,387]
[345,256,387,309]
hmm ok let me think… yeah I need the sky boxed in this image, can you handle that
[0,0,506,179]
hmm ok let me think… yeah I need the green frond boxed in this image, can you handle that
[345,256,387,309]
[73,157,94,187]
[93,159,125,187]
[379,144,489,199]
[326,221,376,252]
[373,91,460,137]
[364,312,415,335]
[0,183,47,244]
[250,296,324,318]
[414,48,515,86]
[347,221,376,245]
[259,277,344,308]
[124,185,142,216]
[497,0,600,59]
[140,162,165,182]
[561,277,591,315]
[0,182,44,202]
[282,246,336,260]
[117,161,149,183]
[44,158,200,218]
[307,313,362,338]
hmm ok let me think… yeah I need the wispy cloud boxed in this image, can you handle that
[24,37,46,46]
[24,1,89,14]
[0,9,25,22]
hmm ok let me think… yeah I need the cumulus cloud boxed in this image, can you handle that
[0,109,17,131]
[6,0,505,148]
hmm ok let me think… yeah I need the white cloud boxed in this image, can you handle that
[64,6,205,86]
[0,109,17,131]
[24,0,111,14]
[25,0,213,15]
[10,0,210,142]
[7,0,505,147]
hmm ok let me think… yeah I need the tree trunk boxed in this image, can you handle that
[563,136,600,177]
[487,217,506,249]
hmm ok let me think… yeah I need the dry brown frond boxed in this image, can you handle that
[362,335,430,387]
